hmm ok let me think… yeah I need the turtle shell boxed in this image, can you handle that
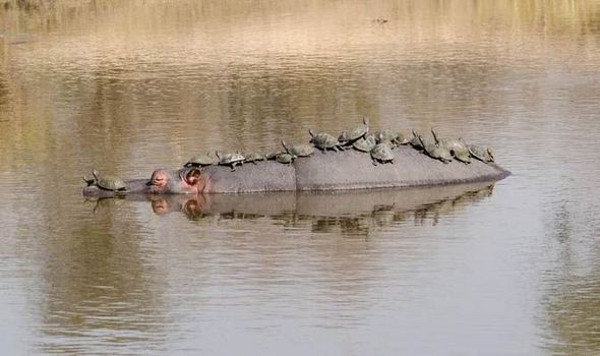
[339,117,369,144]
[353,135,376,152]
[282,140,315,157]
[185,153,218,167]
[370,143,394,163]
[92,170,127,191]
[309,130,340,150]
[275,153,295,164]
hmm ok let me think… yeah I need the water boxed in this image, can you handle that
[1,0,600,354]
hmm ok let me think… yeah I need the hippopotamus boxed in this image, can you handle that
[83,146,510,197]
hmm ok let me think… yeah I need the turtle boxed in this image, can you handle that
[184,152,219,168]
[374,129,400,145]
[409,129,424,151]
[216,151,245,171]
[396,131,411,145]
[338,117,369,147]
[353,134,377,152]
[82,174,96,186]
[275,152,296,165]
[464,141,494,163]
[281,140,315,157]
[90,169,127,192]
[370,143,394,165]
[265,150,283,160]
[430,128,471,164]
[244,152,266,164]
[418,135,452,164]
[308,129,342,152]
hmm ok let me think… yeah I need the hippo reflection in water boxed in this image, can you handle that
[83,147,510,197]
[89,182,497,235]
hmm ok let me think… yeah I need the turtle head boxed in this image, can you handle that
[418,135,426,146]
[412,129,419,138]
[362,116,369,126]
[281,139,289,151]
[487,147,495,161]
[92,169,99,179]
[215,151,221,159]
[430,127,439,144]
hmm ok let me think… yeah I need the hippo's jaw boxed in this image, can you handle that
[147,168,210,194]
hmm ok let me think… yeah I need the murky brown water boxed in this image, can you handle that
[1,0,600,354]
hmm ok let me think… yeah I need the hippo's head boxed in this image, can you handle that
[147,167,210,194]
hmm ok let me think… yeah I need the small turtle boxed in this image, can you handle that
[281,140,315,157]
[418,135,452,164]
[370,143,395,165]
[275,152,296,165]
[410,129,424,151]
[396,131,411,145]
[184,152,219,168]
[465,141,494,163]
[216,151,245,171]
[431,128,471,164]
[338,117,369,147]
[91,169,127,192]
[265,150,283,160]
[308,129,342,152]
[353,134,377,152]
[374,129,400,145]
[244,152,266,164]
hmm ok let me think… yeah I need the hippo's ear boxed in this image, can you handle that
[184,168,202,185]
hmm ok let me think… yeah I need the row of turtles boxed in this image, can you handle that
[184,118,495,170]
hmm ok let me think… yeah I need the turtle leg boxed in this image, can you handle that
[230,163,236,172]
[372,159,378,166]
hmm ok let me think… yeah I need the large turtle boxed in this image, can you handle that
[244,152,266,164]
[418,135,452,164]
[338,117,369,147]
[87,169,127,192]
[370,143,394,165]
[464,140,494,163]
[275,152,296,165]
[184,152,219,168]
[431,128,471,164]
[353,134,377,152]
[308,129,342,152]
[281,140,315,157]
[216,151,245,171]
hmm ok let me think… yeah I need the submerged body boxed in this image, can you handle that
[82,146,510,197]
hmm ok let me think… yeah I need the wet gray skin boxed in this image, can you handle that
[281,140,315,157]
[309,129,342,152]
[216,151,246,171]
[370,143,395,165]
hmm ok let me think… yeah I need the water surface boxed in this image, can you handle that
[1,1,600,354]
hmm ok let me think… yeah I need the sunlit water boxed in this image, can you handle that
[1,1,600,354]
